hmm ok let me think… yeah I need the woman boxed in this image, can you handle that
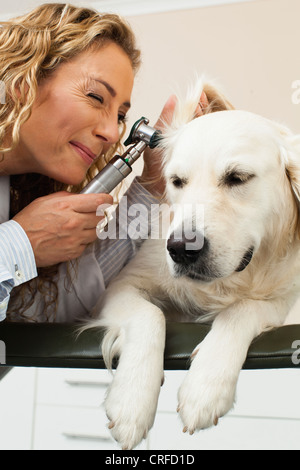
[0,3,205,323]
[0,3,177,323]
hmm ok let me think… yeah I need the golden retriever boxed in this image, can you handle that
[87,80,300,449]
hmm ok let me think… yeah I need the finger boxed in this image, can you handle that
[80,228,99,245]
[155,94,178,131]
[71,193,113,213]
[40,191,113,213]
[83,213,108,229]
[38,190,73,200]
[200,90,209,109]
[194,91,209,117]
[194,103,203,117]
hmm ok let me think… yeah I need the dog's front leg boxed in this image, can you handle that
[97,285,166,450]
[177,298,287,434]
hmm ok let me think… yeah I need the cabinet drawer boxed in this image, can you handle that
[0,368,36,450]
[36,368,112,407]
[231,369,300,419]
[34,405,115,450]
[149,412,300,450]
[34,404,147,450]
[158,370,300,419]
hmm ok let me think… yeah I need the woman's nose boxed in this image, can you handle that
[93,115,120,145]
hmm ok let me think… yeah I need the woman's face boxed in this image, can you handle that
[18,42,134,184]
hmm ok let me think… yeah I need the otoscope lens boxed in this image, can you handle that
[149,130,162,149]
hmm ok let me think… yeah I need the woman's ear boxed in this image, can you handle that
[9,78,30,105]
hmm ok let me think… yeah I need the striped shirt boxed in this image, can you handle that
[0,176,158,322]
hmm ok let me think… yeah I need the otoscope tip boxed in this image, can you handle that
[149,130,162,149]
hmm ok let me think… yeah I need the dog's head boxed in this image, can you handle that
[162,81,300,282]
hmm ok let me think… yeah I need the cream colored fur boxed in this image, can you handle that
[87,80,300,449]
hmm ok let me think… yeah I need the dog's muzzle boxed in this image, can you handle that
[167,232,206,265]
[167,232,254,281]
[167,232,219,281]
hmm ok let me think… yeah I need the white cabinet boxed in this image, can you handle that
[0,368,36,450]
[149,412,300,450]
[34,406,118,450]
[33,368,146,450]
[150,369,300,450]
[0,367,299,450]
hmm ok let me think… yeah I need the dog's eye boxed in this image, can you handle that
[171,176,187,188]
[223,171,255,187]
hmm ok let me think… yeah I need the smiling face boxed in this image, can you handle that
[164,110,297,282]
[15,41,134,184]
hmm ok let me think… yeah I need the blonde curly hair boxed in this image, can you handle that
[2,3,141,320]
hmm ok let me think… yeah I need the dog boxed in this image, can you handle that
[86,80,300,449]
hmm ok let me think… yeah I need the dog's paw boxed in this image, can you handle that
[105,369,163,449]
[177,363,237,434]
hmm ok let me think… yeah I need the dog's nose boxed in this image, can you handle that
[167,233,207,265]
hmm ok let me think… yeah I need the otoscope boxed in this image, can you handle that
[81,117,161,194]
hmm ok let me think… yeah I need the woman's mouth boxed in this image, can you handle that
[69,141,97,166]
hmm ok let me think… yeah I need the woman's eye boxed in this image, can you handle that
[88,93,126,124]
[88,93,104,104]
[118,114,127,124]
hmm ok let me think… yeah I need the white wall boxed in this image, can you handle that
[126,0,300,134]
[2,1,299,132]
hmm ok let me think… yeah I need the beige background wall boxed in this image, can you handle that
[126,0,299,137]
[2,1,299,132]
[2,0,299,147]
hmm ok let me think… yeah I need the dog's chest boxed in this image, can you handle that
[148,278,217,322]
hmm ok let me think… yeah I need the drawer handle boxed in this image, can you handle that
[62,431,112,442]
[64,379,110,388]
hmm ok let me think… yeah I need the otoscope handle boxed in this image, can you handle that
[80,115,158,195]
[80,155,132,194]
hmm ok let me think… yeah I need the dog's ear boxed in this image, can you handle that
[281,134,300,204]
[165,77,234,133]
[280,134,300,240]
[162,77,235,163]
[165,77,234,136]
[202,81,235,113]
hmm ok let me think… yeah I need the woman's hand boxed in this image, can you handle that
[13,191,113,267]
[140,91,209,197]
